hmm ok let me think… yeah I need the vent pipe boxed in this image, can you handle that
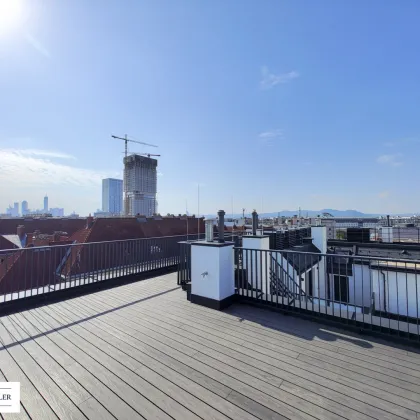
[252,210,258,235]
[218,210,225,243]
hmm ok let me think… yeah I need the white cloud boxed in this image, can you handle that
[0,148,111,188]
[260,66,299,90]
[12,149,76,160]
[157,172,164,177]
[378,191,390,199]
[25,33,51,58]
[258,129,283,139]
[376,154,403,167]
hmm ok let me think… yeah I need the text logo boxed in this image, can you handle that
[0,383,20,413]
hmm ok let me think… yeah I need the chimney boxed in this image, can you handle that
[86,214,93,229]
[17,225,25,239]
[252,210,258,235]
[311,226,327,253]
[218,210,225,243]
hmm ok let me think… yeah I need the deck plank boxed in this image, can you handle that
[81,282,420,419]
[60,298,320,420]
[0,320,69,420]
[131,283,420,374]
[140,295,420,400]
[10,312,116,420]
[70,291,394,420]
[33,306,198,420]
[20,309,151,420]
[55,299,260,420]
[44,303,237,420]
[1,272,419,420]
[115,282,420,385]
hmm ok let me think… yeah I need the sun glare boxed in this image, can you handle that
[0,0,22,35]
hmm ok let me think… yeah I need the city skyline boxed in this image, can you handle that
[4,194,65,217]
[1,1,420,216]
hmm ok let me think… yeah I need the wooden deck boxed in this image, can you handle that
[1,272,420,420]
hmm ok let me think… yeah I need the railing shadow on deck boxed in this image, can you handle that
[0,283,180,351]
[223,303,375,349]
[224,302,420,354]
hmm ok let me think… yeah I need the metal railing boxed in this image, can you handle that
[0,234,203,307]
[235,247,420,343]
[328,226,420,244]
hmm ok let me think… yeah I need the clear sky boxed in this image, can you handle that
[1,0,420,216]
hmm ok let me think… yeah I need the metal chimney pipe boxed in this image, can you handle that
[252,210,258,235]
[387,215,390,227]
[218,210,225,243]
[205,219,214,242]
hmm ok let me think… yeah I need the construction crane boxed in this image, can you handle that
[138,153,161,158]
[111,134,158,158]
[112,134,159,217]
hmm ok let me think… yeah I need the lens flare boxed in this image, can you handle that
[0,0,22,36]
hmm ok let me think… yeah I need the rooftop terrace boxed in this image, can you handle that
[1,271,420,420]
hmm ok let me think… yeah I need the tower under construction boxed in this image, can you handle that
[123,154,158,216]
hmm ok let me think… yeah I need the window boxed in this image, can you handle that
[334,275,349,303]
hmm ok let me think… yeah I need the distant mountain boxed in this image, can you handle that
[205,209,417,218]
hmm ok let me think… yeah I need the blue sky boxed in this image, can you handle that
[1,0,420,216]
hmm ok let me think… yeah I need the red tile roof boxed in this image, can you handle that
[81,217,204,243]
[0,218,85,236]
[0,217,204,295]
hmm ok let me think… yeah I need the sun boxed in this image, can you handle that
[0,0,23,35]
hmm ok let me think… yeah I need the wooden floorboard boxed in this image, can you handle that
[55,298,318,419]
[80,281,420,406]
[0,272,419,420]
[76,284,418,420]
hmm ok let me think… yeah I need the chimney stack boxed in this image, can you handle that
[17,225,25,239]
[252,210,258,235]
[86,214,93,229]
[217,210,225,243]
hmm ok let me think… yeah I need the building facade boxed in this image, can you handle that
[43,195,48,213]
[50,208,65,217]
[123,155,157,216]
[21,200,28,216]
[102,178,123,215]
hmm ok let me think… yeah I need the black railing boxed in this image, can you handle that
[328,226,420,244]
[0,234,203,308]
[234,247,420,343]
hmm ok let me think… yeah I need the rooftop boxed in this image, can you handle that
[1,272,420,420]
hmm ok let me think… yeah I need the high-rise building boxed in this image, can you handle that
[6,202,20,217]
[43,194,48,213]
[50,207,65,217]
[21,200,28,215]
[102,178,123,215]
[123,155,157,216]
